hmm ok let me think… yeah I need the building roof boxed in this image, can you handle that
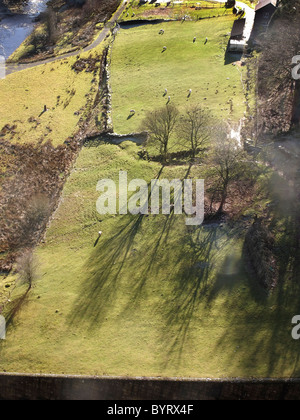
[230,18,246,38]
[255,0,277,12]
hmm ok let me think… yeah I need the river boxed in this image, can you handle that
[0,0,47,59]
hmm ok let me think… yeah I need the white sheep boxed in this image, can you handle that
[188,89,192,95]
[193,37,196,42]
[130,109,136,114]
[165,88,168,94]
[163,46,167,51]
[168,96,171,102]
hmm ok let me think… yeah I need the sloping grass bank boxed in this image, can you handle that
[0,142,299,378]
[0,45,106,146]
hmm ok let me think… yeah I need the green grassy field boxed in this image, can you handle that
[0,46,104,147]
[0,140,299,378]
[111,17,246,134]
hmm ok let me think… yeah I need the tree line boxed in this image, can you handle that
[142,104,252,214]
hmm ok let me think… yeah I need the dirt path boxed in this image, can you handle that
[5,0,128,76]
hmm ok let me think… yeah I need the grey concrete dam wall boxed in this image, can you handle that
[0,374,300,400]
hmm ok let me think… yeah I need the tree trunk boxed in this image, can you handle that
[217,191,227,214]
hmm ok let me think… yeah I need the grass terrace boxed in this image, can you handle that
[111,17,246,135]
[0,45,106,147]
[0,140,299,377]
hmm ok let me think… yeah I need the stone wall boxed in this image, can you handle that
[0,374,300,400]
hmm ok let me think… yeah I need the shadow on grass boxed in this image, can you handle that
[210,253,300,378]
[159,223,244,370]
[4,285,31,329]
[67,166,167,328]
[224,51,243,65]
[67,212,178,330]
[204,172,300,378]
[67,213,147,329]
[159,168,300,374]
[67,163,300,376]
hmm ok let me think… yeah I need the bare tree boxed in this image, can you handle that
[179,105,211,160]
[45,8,59,45]
[143,104,179,162]
[16,251,38,291]
[210,134,248,214]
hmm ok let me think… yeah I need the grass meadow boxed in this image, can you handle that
[0,140,299,377]
[111,17,246,134]
[0,46,105,147]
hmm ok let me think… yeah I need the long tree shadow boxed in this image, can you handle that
[205,171,300,378]
[120,208,177,319]
[67,166,166,328]
[160,223,231,370]
[209,248,300,378]
[67,213,147,329]
[119,163,195,316]
[4,286,31,328]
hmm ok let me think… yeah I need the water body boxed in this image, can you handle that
[0,0,47,59]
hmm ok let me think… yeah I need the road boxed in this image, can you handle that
[5,0,128,76]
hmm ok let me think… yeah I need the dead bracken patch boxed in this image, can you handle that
[72,55,101,73]
[0,140,78,273]
[142,8,173,17]
[0,124,17,138]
